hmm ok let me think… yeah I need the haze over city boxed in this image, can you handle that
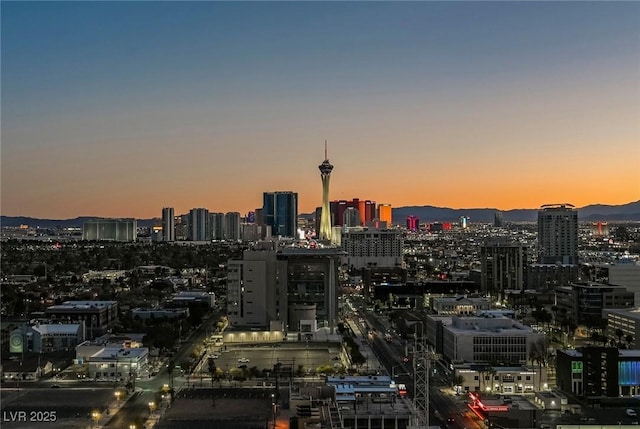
[2,1,639,219]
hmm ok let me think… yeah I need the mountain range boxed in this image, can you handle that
[2,201,639,229]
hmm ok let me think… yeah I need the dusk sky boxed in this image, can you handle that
[2,1,639,219]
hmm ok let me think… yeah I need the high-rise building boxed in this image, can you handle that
[318,142,334,241]
[83,219,137,241]
[224,212,241,241]
[494,211,504,227]
[330,198,376,227]
[263,191,298,238]
[343,207,360,227]
[378,204,392,225]
[226,246,343,334]
[358,200,376,225]
[339,227,403,270]
[210,212,225,240]
[161,207,175,242]
[406,216,420,232]
[537,204,578,265]
[480,240,527,295]
[189,208,209,241]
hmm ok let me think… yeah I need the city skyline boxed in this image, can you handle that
[2,2,639,219]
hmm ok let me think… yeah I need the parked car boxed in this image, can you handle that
[237,357,250,363]
[627,409,637,417]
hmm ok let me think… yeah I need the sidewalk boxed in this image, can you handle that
[94,387,143,428]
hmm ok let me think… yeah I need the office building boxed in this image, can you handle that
[377,203,392,225]
[603,308,640,349]
[263,191,298,238]
[426,314,545,366]
[494,211,504,227]
[82,219,137,241]
[537,204,578,265]
[161,207,175,242]
[556,282,635,326]
[318,142,334,241]
[189,208,209,241]
[556,347,640,398]
[481,241,527,295]
[224,212,241,241]
[86,346,149,381]
[226,246,344,334]
[45,301,118,338]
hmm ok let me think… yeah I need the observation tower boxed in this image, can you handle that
[318,141,334,241]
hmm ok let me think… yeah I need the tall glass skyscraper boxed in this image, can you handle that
[263,191,298,238]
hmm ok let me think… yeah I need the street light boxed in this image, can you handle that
[129,424,136,429]
[148,401,156,415]
[91,410,100,428]
[271,393,277,429]
[114,390,121,406]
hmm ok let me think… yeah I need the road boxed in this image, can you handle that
[105,311,223,427]
[358,308,483,429]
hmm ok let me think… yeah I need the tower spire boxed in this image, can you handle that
[325,140,328,160]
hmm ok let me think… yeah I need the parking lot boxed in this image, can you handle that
[0,387,115,429]
[205,343,342,374]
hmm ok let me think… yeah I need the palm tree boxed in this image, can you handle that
[625,334,634,349]
[529,338,547,392]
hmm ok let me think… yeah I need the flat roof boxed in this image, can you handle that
[91,347,148,359]
[31,324,81,335]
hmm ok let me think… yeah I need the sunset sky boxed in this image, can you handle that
[2,1,639,219]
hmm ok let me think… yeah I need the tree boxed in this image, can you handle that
[615,329,624,347]
[626,334,634,349]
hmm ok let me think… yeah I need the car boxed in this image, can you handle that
[237,357,250,363]
[540,424,552,429]
[209,354,219,359]
[50,384,61,388]
[628,409,638,417]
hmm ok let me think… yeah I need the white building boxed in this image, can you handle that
[455,364,547,394]
[82,219,137,241]
[10,323,83,353]
[87,347,149,380]
[441,315,545,365]
[430,295,492,315]
[337,227,403,270]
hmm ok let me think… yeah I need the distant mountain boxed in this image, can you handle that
[2,200,639,228]
[391,200,640,223]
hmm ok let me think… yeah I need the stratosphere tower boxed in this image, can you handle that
[318,141,333,241]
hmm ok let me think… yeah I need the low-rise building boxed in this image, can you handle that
[428,314,545,366]
[131,307,189,320]
[169,291,215,308]
[430,295,491,315]
[45,300,118,338]
[86,346,149,380]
